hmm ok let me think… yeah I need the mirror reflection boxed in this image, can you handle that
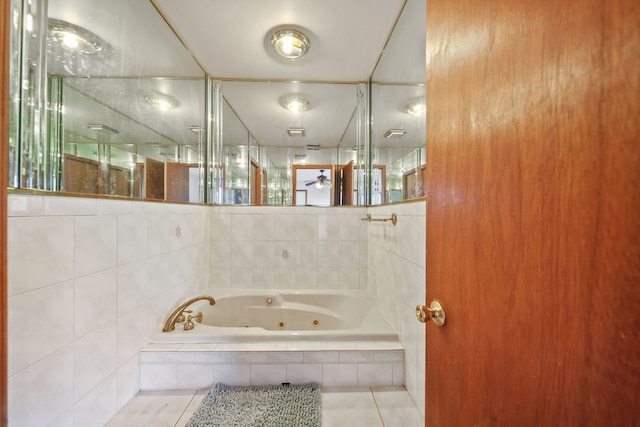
[9,0,425,205]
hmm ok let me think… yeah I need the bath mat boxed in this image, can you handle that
[185,382,321,427]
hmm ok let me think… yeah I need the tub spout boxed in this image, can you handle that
[162,296,216,332]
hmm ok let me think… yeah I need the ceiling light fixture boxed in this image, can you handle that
[404,98,427,115]
[287,127,306,136]
[280,95,310,113]
[384,129,407,138]
[48,19,109,55]
[188,125,202,133]
[144,91,179,111]
[271,28,310,60]
[85,123,119,134]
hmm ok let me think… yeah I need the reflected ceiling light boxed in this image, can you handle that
[188,125,202,133]
[48,19,109,55]
[306,144,321,151]
[271,28,310,60]
[404,99,427,115]
[384,129,407,138]
[287,127,306,136]
[85,123,119,134]
[280,95,310,113]
[144,91,179,111]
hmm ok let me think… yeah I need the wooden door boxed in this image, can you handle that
[424,1,639,426]
[334,160,354,205]
[144,158,164,200]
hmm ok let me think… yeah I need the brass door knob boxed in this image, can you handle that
[416,300,446,326]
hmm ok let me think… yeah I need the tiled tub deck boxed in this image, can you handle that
[140,340,405,390]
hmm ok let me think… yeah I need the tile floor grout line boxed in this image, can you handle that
[174,388,200,427]
[370,386,387,427]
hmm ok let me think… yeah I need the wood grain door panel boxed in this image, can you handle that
[425,0,640,425]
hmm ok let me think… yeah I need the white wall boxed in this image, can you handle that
[6,195,425,425]
[367,201,426,416]
[6,194,209,427]
[208,205,368,290]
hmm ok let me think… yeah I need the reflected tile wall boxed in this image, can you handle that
[7,194,210,427]
[367,201,426,418]
[209,206,369,289]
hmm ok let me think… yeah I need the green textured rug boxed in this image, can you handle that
[185,383,321,427]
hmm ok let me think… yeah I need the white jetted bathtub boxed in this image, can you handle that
[152,289,398,343]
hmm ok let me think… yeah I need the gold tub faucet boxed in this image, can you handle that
[162,296,216,332]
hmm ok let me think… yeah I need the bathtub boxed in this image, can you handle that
[151,290,398,343]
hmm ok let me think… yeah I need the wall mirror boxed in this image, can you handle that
[8,0,425,206]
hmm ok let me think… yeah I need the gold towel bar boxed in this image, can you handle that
[361,213,397,225]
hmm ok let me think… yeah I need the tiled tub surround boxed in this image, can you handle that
[6,197,426,426]
[208,205,368,290]
[7,194,210,427]
[366,201,426,417]
[139,341,405,390]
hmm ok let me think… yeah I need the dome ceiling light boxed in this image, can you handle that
[404,98,427,115]
[48,19,109,55]
[144,91,179,111]
[280,95,310,113]
[270,28,310,60]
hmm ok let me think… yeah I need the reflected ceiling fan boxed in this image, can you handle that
[305,170,331,190]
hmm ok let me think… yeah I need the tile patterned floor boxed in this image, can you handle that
[105,386,423,427]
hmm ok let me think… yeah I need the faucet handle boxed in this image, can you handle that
[176,310,193,323]
[193,312,203,323]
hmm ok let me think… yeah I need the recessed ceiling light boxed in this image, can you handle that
[144,91,179,111]
[48,19,109,55]
[287,127,306,136]
[280,95,310,112]
[270,29,310,60]
[188,125,202,133]
[384,129,407,138]
[404,98,427,115]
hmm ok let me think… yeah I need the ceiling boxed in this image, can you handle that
[47,0,426,169]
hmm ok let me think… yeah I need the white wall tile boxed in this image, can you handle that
[8,216,74,295]
[252,241,275,267]
[251,364,287,385]
[147,214,170,257]
[8,281,74,376]
[318,214,340,241]
[177,364,214,388]
[116,355,140,411]
[140,364,177,390]
[296,214,318,241]
[49,409,74,427]
[296,241,318,267]
[323,364,358,387]
[75,215,117,277]
[8,194,43,216]
[214,365,251,386]
[75,269,117,339]
[273,214,297,241]
[74,322,117,402]
[295,267,318,289]
[231,214,254,241]
[117,306,149,366]
[74,374,117,427]
[287,364,323,384]
[8,347,74,427]
[358,363,393,386]
[117,260,148,315]
[117,215,148,265]
[44,196,97,216]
